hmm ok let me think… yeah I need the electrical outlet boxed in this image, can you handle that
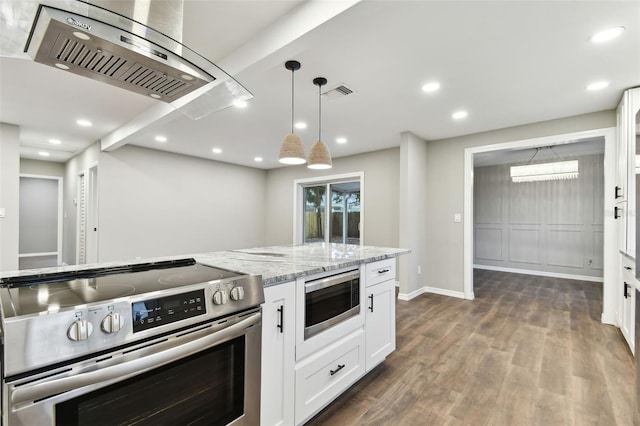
[418,265,422,275]
[0,208,5,218]
[454,213,461,223]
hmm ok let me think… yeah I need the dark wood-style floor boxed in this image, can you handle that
[307,270,635,425]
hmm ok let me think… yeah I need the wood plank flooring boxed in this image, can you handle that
[306,270,635,425]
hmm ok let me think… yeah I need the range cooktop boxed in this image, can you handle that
[0,259,241,318]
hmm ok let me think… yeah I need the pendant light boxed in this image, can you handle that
[308,77,332,169]
[279,60,306,165]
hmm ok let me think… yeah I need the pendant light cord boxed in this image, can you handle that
[291,69,295,134]
[318,82,322,142]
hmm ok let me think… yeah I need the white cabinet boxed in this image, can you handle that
[364,259,396,371]
[365,277,396,371]
[616,87,640,257]
[620,256,636,354]
[294,329,365,425]
[261,281,295,426]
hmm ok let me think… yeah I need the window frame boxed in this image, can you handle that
[293,172,364,245]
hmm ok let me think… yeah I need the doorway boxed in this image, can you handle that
[77,164,99,264]
[18,174,63,269]
[463,127,617,325]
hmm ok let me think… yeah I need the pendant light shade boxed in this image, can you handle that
[279,60,306,165]
[280,133,306,165]
[308,77,332,170]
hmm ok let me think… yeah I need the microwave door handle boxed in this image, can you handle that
[11,312,261,406]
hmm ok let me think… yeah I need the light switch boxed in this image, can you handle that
[454,213,461,223]
[0,208,5,218]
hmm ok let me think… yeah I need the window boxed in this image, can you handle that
[295,173,363,245]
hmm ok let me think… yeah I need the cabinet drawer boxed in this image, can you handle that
[295,329,365,425]
[622,255,638,289]
[365,259,396,287]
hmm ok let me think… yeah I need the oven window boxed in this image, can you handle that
[56,337,245,426]
[306,279,358,327]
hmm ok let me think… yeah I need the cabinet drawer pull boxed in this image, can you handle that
[615,186,622,199]
[330,364,346,376]
[277,305,284,333]
[624,266,633,271]
[369,294,374,312]
[378,269,390,274]
[624,282,631,299]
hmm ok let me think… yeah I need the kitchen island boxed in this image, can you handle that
[0,243,409,426]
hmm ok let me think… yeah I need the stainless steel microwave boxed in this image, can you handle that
[304,269,360,339]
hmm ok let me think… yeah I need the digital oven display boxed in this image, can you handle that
[132,289,206,333]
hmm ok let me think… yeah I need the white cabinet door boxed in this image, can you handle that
[620,257,636,354]
[261,281,295,426]
[365,278,396,371]
[616,94,628,202]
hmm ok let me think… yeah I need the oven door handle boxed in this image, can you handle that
[11,312,261,406]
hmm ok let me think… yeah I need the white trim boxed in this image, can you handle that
[18,252,58,258]
[293,171,365,245]
[19,173,64,266]
[398,286,465,301]
[473,264,603,283]
[463,127,617,325]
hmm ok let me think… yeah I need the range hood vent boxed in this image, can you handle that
[24,2,252,116]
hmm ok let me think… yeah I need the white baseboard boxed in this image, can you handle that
[473,264,603,283]
[398,286,465,301]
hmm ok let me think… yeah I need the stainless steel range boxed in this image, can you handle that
[0,258,263,426]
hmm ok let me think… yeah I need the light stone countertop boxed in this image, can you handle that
[0,243,411,287]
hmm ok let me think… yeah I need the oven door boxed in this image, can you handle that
[304,270,360,339]
[4,310,261,426]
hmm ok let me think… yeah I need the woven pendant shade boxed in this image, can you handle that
[279,60,306,165]
[308,140,332,169]
[308,76,332,170]
[279,133,306,165]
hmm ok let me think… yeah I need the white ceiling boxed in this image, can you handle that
[1,0,639,169]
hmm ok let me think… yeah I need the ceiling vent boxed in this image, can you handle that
[323,84,354,100]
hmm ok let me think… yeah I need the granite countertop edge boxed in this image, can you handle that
[1,243,411,287]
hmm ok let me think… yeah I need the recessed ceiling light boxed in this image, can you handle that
[155,135,167,142]
[336,137,347,144]
[76,119,92,127]
[212,148,222,154]
[294,122,307,130]
[233,100,248,108]
[586,81,609,91]
[422,82,440,93]
[181,74,195,81]
[73,31,91,40]
[54,63,70,70]
[254,156,263,162]
[590,26,625,43]
[452,110,468,120]
[149,93,162,99]
[49,139,61,145]
[38,151,50,157]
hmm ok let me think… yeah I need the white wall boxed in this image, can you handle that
[0,123,20,271]
[97,145,267,261]
[474,153,604,279]
[398,132,429,298]
[20,158,65,177]
[264,148,399,247]
[425,110,616,293]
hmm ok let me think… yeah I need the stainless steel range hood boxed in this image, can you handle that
[21,0,252,118]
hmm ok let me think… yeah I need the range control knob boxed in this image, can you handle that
[230,286,245,301]
[67,320,94,341]
[213,290,228,305]
[101,313,124,334]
